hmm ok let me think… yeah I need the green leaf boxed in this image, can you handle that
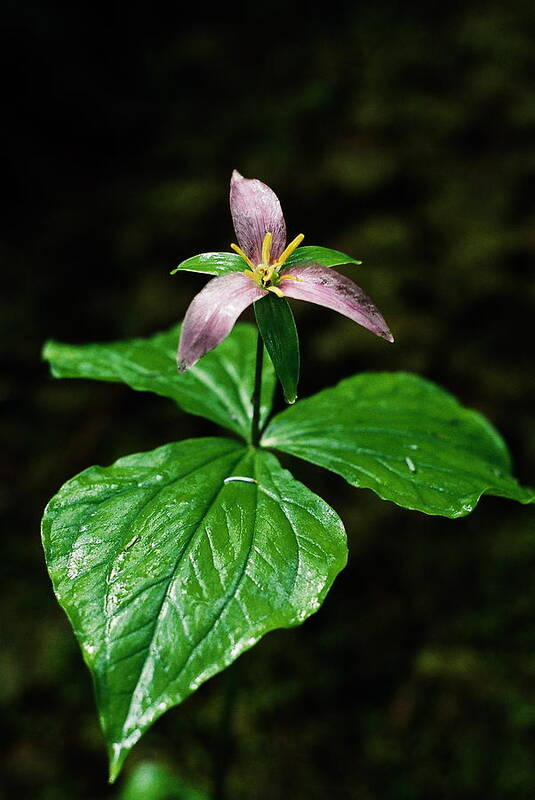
[42,437,347,781]
[262,372,535,518]
[120,761,209,800]
[43,323,275,442]
[254,294,300,404]
[170,252,246,277]
[285,245,362,268]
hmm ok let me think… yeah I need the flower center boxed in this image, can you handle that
[230,232,304,297]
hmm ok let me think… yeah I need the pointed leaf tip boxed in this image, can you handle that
[254,294,300,407]
[171,252,247,277]
[284,246,363,269]
[42,438,347,780]
[43,322,277,441]
[263,372,534,517]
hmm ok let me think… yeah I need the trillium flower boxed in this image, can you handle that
[175,170,393,372]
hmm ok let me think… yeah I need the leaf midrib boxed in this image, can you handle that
[94,445,242,716]
[117,447,249,741]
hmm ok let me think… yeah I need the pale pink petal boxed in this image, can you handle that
[281,264,394,342]
[178,272,267,371]
[229,170,287,265]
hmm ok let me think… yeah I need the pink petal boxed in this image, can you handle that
[281,264,394,342]
[178,272,267,371]
[230,170,287,265]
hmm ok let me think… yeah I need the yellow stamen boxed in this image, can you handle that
[273,233,304,268]
[242,269,257,281]
[279,274,303,282]
[267,285,285,298]
[230,243,255,269]
[261,232,273,265]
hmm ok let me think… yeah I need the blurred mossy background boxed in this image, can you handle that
[3,2,535,798]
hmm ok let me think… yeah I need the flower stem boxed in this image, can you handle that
[251,330,264,446]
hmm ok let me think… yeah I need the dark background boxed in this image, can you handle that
[3,2,535,798]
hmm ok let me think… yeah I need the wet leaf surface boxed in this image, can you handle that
[263,372,535,517]
[41,437,346,779]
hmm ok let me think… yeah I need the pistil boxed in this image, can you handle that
[231,231,305,297]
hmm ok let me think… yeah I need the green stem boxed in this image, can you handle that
[251,330,264,446]
[212,334,261,794]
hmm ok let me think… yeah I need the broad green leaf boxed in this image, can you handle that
[285,245,362,268]
[262,372,535,518]
[120,761,209,800]
[170,252,245,277]
[42,437,346,781]
[254,294,300,404]
[43,323,275,442]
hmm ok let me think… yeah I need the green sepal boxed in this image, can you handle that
[170,252,246,277]
[41,437,347,781]
[254,293,300,404]
[285,245,362,269]
[262,372,535,518]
